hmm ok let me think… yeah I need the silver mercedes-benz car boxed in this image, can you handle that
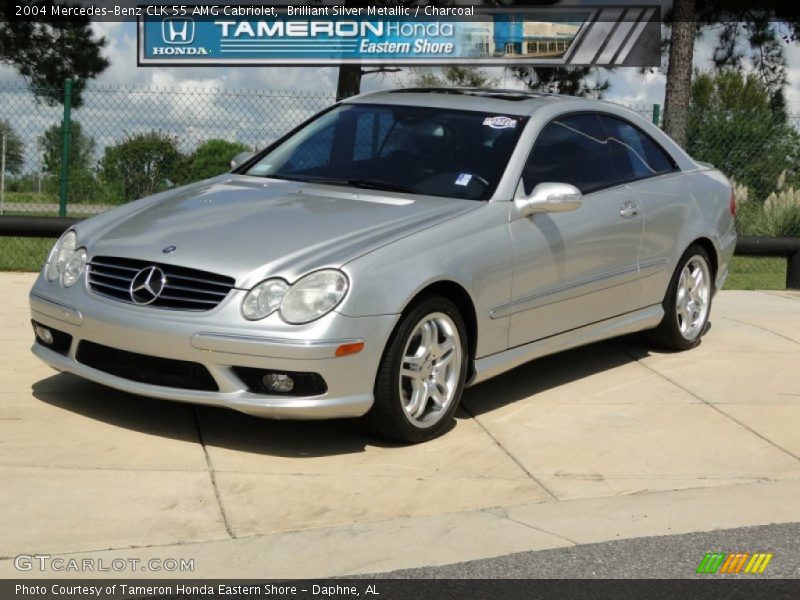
[30,88,737,442]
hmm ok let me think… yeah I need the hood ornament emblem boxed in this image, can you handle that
[162,246,177,254]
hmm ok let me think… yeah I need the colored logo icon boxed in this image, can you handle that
[696,552,773,574]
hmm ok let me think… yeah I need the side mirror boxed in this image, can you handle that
[230,151,255,170]
[514,181,583,217]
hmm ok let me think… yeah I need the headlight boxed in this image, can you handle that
[241,278,289,320]
[61,248,87,287]
[279,269,348,324]
[45,230,77,282]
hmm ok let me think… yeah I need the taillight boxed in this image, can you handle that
[729,189,736,218]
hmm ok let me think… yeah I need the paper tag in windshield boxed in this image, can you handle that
[483,116,517,129]
[455,173,472,186]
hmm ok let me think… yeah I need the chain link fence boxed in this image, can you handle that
[0,81,334,216]
[0,81,335,271]
[1,81,798,287]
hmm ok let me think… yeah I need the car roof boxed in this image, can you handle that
[343,87,607,117]
[342,87,700,173]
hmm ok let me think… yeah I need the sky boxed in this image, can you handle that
[3,20,800,108]
[2,19,800,173]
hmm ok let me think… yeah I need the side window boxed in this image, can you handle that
[600,116,675,181]
[522,114,617,194]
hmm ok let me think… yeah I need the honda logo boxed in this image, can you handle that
[162,18,195,45]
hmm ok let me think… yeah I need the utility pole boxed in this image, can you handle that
[1,133,6,216]
[59,78,73,218]
[37,136,43,195]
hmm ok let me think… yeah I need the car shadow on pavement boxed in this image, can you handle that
[31,375,400,458]
[30,337,647,456]
[459,337,650,417]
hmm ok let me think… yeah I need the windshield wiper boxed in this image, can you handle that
[272,175,414,194]
[340,178,415,194]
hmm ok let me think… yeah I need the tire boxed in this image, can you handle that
[647,245,714,351]
[366,295,468,443]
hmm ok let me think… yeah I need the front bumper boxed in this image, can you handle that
[29,275,399,420]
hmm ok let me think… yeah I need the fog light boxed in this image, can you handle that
[34,325,53,345]
[263,373,294,393]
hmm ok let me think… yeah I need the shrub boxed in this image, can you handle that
[100,131,181,202]
[178,139,250,185]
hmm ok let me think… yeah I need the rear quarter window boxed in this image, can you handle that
[523,113,619,194]
[599,115,676,181]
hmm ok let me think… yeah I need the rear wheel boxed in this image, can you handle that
[366,296,467,443]
[648,245,713,351]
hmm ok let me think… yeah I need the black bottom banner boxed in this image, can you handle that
[4,579,800,600]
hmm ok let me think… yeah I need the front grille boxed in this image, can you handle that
[87,256,235,311]
[76,341,218,391]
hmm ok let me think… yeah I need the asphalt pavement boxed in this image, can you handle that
[368,522,800,579]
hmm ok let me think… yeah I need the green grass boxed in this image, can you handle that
[726,255,786,290]
[0,191,56,204]
[0,238,791,291]
[0,237,52,272]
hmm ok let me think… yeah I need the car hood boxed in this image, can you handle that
[85,175,481,287]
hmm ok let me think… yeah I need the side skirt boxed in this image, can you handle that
[468,304,664,386]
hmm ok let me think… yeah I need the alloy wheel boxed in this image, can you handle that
[676,255,711,340]
[398,312,463,428]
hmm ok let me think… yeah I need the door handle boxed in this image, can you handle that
[619,203,640,218]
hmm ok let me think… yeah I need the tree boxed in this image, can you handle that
[40,121,97,202]
[178,139,250,185]
[0,120,25,175]
[510,66,610,97]
[41,121,95,175]
[404,66,500,88]
[663,2,800,147]
[662,0,696,147]
[0,4,109,106]
[100,132,181,202]
[709,20,790,118]
[687,70,800,202]
[336,64,402,101]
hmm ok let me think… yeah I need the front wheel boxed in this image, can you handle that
[366,296,468,443]
[647,245,714,351]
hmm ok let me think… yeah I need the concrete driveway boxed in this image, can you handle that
[1,272,799,578]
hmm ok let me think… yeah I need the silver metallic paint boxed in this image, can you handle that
[29,91,736,420]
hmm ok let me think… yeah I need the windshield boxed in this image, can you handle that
[244,103,526,201]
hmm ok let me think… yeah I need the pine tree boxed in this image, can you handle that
[0,5,109,106]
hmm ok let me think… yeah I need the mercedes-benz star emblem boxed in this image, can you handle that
[162,245,177,254]
[129,266,167,305]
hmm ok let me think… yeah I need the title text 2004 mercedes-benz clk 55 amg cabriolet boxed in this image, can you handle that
[30,88,736,442]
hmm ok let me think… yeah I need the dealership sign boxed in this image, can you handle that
[138,5,660,66]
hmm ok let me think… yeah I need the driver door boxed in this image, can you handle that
[504,113,645,347]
